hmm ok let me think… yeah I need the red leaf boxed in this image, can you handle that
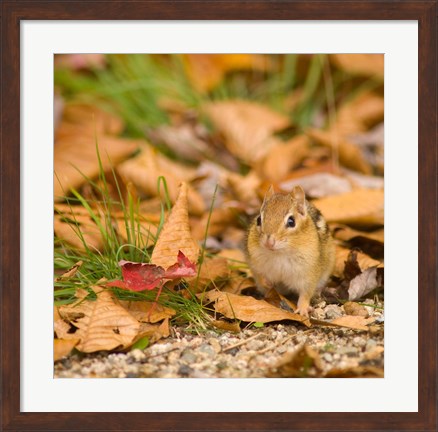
[163,251,197,279]
[107,261,164,292]
[106,252,196,293]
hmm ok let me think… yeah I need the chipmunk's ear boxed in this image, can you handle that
[291,186,306,216]
[263,185,275,204]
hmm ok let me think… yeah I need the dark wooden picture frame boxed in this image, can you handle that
[1,1,436,431]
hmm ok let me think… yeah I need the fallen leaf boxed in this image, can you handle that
[107,251,197,292]
[312,189,384,226]
[280,173,352,198]
[267,345,323,377]
[334,246,382,278]
[211,319,241,333]
[331,224,384,259]
[329,315,375,331]
[54,339,79,361]
[54,214,102,251]
[343,301,369,317]
[56,102,124,139]
[226,170,262,208]
[54,135,139,201]
[148,122,213,162]
[183,54,271,92]
[119,301,175,324]
[117,145,205,215]
[108,262,164,292]
[59,287,141,353]
[54,204,157,252]
[204,100,290,165]
[221,275,257,295]
[55,54,106,71]
[151,182,200,269]
[201,291,310,327]
[307,129,372,174]
[348,267,383,301]
[188,257,230,292]
[132,318,170,346]
[191,207,240,241]
[260,135,310,182]
[324,365,384,378]
[55,260,83,282]
[363,346,384,361]
[331,54,384,79]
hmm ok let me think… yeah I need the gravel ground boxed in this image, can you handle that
[55,302,384,378]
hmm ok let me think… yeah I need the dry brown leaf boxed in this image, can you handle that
[328,315,375,331]
[280,173,352,199]
[133,318,170,346]
[54,205,158,252]
[119,301,176,324]
[148,123,212,162]
[267,345,323,377]
[363,346,384,361]
[312,189,384,226]
[188,257,230,292]
[334,246,382,278]
[54,214,102,251]
[59,287,140,353]
[191,207,241,241]
[55,55,107,72]
[151,182,200,269]
[307,129,372,174]
[260,135,310,182]
[201,291,310,327]
[204,100,290,165]
[211,319,242,333]
[324,365,384,378]
[343,301,369,317]
[54,339,79,361]
[54,135,139,201]
[55,260,83,282]
[183,54,271,92]
[117,145,205,215]
[331,224,384,259]
[55,102,123,139]
[331,54,384,79]
[54,306,73,340]
[348,267,383,301]
[221,275,256,295]
[226,170,262,208]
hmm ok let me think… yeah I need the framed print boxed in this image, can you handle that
[1,1,436,431]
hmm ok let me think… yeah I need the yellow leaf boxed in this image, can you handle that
[151,182,200,269]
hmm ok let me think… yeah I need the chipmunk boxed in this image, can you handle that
[246,185,335,317]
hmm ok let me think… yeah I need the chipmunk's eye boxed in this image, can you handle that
[286,216,295,228]
[256,215,262,226]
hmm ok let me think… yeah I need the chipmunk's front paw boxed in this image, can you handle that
[295,296,313,317]
[294,305,311,317]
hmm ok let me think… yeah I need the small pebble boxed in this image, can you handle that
[325,305,343,320]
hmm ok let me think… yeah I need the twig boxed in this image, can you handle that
[222,333,261,353]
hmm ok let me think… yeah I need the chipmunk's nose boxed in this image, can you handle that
[264,235,276,250]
